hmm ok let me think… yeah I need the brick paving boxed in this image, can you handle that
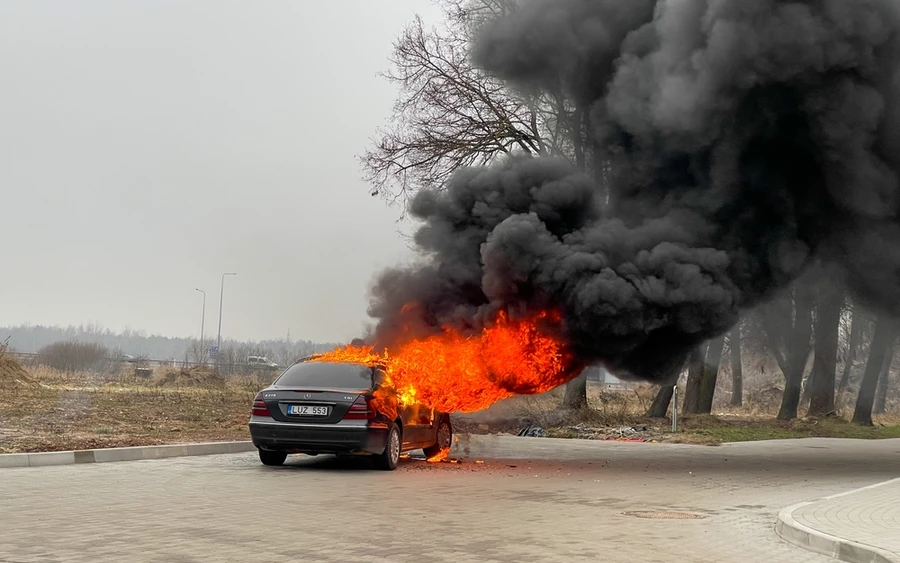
[0,436,898,562]
[791,477,900,561]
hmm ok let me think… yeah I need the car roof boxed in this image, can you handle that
[294,357,383,368]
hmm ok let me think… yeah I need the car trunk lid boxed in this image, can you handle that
[262,387,369,424]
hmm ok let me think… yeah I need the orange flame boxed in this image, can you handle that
[426,449,450,463]
[310,310,574,414]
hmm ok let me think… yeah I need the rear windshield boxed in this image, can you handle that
[274,362,375,389]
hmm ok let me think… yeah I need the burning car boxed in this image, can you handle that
[248,359,452,470]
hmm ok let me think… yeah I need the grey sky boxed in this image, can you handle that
[0,1,443,343]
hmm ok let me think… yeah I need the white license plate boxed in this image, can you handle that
[288,405,330,416]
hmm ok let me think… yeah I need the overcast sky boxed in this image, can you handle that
[0,1,444,344]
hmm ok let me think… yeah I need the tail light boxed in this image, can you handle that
[343,396,375,420]
[251,393,271,417]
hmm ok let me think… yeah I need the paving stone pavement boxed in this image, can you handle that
[789,477,900,561]
[0,436,898,563]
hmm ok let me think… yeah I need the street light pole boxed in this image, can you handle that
[216,272,237,352]
[195,288,206,364]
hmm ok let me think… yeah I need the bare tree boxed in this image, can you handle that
[838,306,865,392]
[806,289,843,417]
[763,286,815,421]
[646,362,685,418]
[874,338,897,415]
[853,315,896,425]
[729,326,743,407]
[561,367,588,409]
[187,339,208,365]
[647,383,674,418]
[360,4,573,202]
[698,336,726,414]
[682,343,709,414]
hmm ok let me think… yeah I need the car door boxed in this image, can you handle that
[372,369,420,448]
[398,402,422,448]
[416,404,438,447]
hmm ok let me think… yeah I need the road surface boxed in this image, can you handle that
[1,436,898,562]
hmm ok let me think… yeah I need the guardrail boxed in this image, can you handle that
[5,352,285,373]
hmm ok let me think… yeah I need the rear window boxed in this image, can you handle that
[274,362,375,389]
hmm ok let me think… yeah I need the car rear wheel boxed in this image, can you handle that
[423,417,452,461]
[374,423,401,471]
[258,449,287,466]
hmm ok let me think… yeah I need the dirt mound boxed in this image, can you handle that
[153,366,224,388]
[0,354,40,390]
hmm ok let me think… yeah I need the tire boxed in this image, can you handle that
[258,449,287,466]
[374,423,401,471]
[423,417,452,461]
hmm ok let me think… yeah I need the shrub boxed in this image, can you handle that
[37,340,112,373]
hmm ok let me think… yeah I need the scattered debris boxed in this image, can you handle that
[616,425,649,436]
[518,426,547,437]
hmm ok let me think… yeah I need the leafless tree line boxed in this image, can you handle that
[17,338,332,377]
[647,276,898,425]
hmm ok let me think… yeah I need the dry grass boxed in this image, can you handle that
[514,383,654,427]
[0,365,268,453]
[3,363,898,452]
[458,381,900,446]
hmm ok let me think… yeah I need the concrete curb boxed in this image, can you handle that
[0,441,256,469]
[775,478,900,563]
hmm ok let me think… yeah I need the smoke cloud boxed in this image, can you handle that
[367,0,900,384]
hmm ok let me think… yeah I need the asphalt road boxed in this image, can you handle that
[1,436,898,562]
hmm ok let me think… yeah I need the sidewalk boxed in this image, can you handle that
[777,477,900,563]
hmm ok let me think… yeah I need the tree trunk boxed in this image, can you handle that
[874,343,895,415]
[646,362,684,418]
[838,309,863,392]
[800,372,813,408]
[775,288,815,421]
[562,370,588,409]
[853,316,896,425]
[571,105,586,172]
[698,335,726,414]
[807,291,843,417]
[560,105,595,410]
[589,105,609,208]
[682,343,709,415]
[779,373,804,421]
[729,326,743,407]
[647,384,675,418]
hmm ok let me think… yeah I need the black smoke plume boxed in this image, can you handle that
[367,0,900,384]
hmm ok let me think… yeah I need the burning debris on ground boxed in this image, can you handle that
[320,0,900,416]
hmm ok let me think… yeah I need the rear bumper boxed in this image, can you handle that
[249,420,389,455]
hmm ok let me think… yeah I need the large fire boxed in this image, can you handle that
[310,310,575,414]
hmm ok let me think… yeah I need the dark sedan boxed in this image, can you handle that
[248,360,453,470]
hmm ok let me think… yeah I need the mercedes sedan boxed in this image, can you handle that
[248,360,453,470]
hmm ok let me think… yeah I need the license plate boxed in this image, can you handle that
[287,405,330,416]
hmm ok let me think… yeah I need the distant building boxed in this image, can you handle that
[583,365,631,389]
